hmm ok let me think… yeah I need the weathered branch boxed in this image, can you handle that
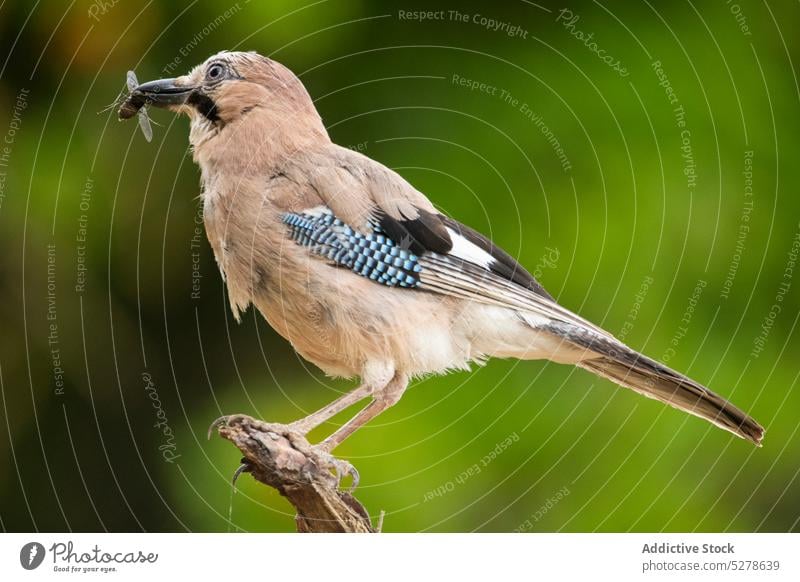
[211,414,374,533]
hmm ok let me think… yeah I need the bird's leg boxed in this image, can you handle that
[318,373,408,452]
[288,382,373,434]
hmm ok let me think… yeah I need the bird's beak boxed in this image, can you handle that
[134,78,194,108]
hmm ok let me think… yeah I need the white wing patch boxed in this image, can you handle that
[445,227,494,269]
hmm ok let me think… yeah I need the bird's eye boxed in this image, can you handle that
[206,63,225,81]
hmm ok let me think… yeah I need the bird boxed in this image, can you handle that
[120,50,764,456]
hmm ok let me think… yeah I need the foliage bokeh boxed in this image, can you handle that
[1,0,798,532]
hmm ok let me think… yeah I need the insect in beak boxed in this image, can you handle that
[121,70,153,142]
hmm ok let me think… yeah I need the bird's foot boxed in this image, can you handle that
[286,417,315,436]
[209,414,359,491]
[309,447,360,491]
[273,421,360,490]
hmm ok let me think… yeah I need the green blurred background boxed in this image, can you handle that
[1,0,798,532]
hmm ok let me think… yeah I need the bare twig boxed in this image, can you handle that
[211,414,374,533]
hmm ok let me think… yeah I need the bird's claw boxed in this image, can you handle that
[313,449,360,492]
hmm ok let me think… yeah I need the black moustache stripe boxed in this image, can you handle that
[187,91,219,122]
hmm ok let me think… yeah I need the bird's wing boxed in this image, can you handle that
[281,146,614,340]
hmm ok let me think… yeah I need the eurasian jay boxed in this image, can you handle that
[120,51,763,454]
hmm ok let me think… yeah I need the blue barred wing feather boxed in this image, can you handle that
[282,208,423,288]
[282,205,616,341]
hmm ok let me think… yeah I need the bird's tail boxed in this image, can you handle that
[576,339,764,445]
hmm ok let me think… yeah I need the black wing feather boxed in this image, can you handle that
[377,208,452,255]
[440,216,554,301]
[377,207,554,301]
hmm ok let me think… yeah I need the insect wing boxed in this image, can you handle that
[126,70,138,92]
[138,110,153,142]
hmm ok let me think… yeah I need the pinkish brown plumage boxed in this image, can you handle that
[122,51,764,454]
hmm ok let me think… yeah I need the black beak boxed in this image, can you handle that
[119,78,194,119]
[135,78,194,106]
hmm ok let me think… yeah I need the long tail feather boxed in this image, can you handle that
[548,322,764,445]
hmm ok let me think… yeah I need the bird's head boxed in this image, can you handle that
[124,51,328,168]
